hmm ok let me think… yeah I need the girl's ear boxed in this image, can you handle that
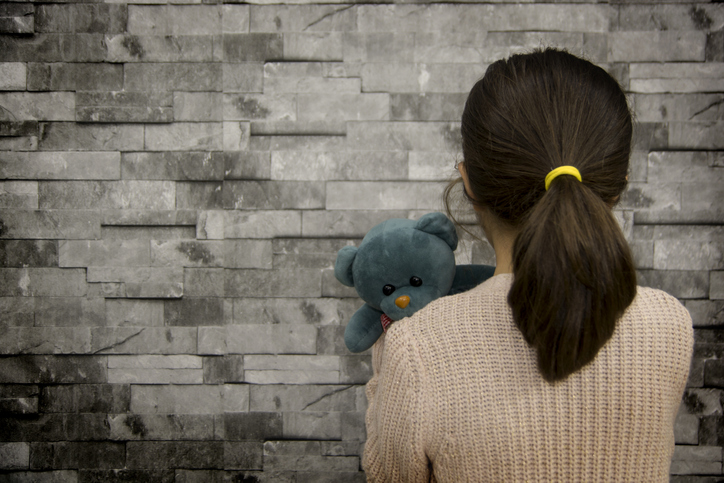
[414,212,458,250]
[334,245,359,287]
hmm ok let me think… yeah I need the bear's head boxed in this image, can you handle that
[335,212,458,321]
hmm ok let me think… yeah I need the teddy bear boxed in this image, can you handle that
[334,212,495,353]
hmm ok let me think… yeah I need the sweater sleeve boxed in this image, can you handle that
[362,325,431,482]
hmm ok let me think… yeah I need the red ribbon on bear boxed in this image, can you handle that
[380,314,394,333]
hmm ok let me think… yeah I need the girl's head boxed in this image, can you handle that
[453,48,637,382]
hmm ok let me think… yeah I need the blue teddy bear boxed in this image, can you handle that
[335,212,495,353]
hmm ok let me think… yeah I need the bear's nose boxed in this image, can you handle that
[395,295,410,309]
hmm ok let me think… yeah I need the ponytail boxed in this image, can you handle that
[449,48,638,382]
[508,175,636,382]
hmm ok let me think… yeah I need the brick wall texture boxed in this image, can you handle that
[0,0,722,480]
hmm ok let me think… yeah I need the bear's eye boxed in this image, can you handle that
[382,285,395,296]
[410,276,422,287]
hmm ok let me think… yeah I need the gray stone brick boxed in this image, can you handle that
[0,182,37,210]
[223,210,300,238]
[1,152,120,180]
[0,355,107,384]
[29,442,124,470]
[326,181,447,211]
[297,93,387,123]
[317,325,355,356]
[79,470,174,483]
[175,182,223,210]
[684,300,724,327]
[609,32,706,62]
[128,5,222,36]
[391,93,465,122]
[38,123,143,151]
[233,297,359,326]
[126,442,223,469]
[284,33,342,61]
[106,35,215,63]
[224,412,282,441]
[301,210,407,238]
[165,298,224,327]
[712,271,724,300]
[633,94,724,123]
[223,181,324,210]
[39,181,174,210]
[674,410,699,445]
[224,240,273,269]
[654,241,723,270]
[144,123,223,151]
[0,298,34,328]
[87,266,183,286]
[250,121,344,136]
[361,63,485,93]
[223,121,251,152]
[707,30,724,62]
[34,297,104,327]
[223,34,283,62]
[100,209,196,227]
[670,122,724,150]
[225,269,322,298]
[34,63,123,92]
[619,182,680,212]
[0,442,29,470]
[60,240,150,268]
[0,92,74,121]
[223,93,295,121]
[1,327,91,355]
[618,5,724,31]
[0,4,34,34]
[183,269,225,297]
[634,122,668,151]
[0,34,63,63]
[203,355,244,384]
[131,384,248,414]
[0,268,87,297]
[0,121,38,137]
[172,92,221,122]
[250,134,345,152]
[0,470,78,482]
[102,225,195,241]
[341,411,365,441]
[637,270,709,299]
[0,240,58,268]
[222,5,249,34]
[124,63,222,92]
[272,239,349,270]
[91,327,196,354]
[223,151,270,180]
[0,62,26,90]
[223,442,263,470]
[264,77,359,95]
[35,4,126,34]
[210,324,317,354]
[250,384,356,412]
[121,151,222,182]
[108,414,214,441]
[270,151,405,181]
[250,5,356,32]
[40,384,129,414]
[340,356,372,384]
[223,63,263,92]
[282,412,342,440]
[151,240,224,268]
[76,91,173,124]
[682,182,724,212]
[348,121,460,151]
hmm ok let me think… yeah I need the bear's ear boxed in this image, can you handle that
[334,245,358,287]
[414,212,458,250]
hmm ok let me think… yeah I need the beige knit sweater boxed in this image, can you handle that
[363,274,693,482]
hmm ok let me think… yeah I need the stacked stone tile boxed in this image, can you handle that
[0,0,722,480]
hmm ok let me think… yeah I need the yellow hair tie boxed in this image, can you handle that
[545,166,582,191]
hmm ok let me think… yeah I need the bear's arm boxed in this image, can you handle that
[448,264,496,295]
[344,303,386,353]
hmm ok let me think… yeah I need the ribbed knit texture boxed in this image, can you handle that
[363,274,694,482]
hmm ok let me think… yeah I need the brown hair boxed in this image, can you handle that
[448,48,637,382]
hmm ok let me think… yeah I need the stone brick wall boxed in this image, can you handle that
[0,0,722,481]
